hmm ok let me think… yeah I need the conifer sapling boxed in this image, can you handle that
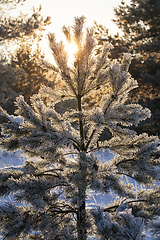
[0,16,160,240]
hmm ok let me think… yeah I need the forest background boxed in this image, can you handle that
[0,0,159,137]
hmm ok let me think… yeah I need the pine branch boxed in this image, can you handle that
[115,158,137,167]
[50,209,77,214]
[103,199,148,213]
[85,128,96,151]
[117,172,138,181]
[68,137,81,151]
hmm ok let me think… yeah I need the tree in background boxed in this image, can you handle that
[0,0,53,114]
[0,0,26,7]
[113,0,160,84]
[0,16,159,240]
[95,0,160,136]
[0,42,57,115]
[10,42,56,107]
[0,1,51,43]
[113,0,160,137]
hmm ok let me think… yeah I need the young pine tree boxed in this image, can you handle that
[0,16,160,240]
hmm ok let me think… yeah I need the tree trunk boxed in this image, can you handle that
[77,158,87,240]
[77,94,87,240]
[77,200,86,240]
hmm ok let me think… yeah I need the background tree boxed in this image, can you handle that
[0,16,160,240]
[113,0,160,83]
[0,0,53,114]
[95,0,160,136]
[0,0,51,43]
[11,42,56,107]
[114,0,160,137]
[0,43,56,115]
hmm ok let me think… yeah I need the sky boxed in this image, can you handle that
[11,0,131,39]
[9,0,131,62]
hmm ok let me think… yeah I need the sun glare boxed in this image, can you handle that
[65,41,78,66]
[40,36,78,66]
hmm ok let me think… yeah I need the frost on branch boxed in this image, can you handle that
[92,208,145,240]
[0,16,160,240]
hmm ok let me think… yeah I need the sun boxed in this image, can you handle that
[39,36,78,66]
[65,41,78,66]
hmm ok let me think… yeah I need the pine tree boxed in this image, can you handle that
[0,16,160,240]
[0,1,51,43]
[94,0,160,136]
[0,42,55,115]
[0,0,52,114]
[112,0,160,136]
[10,42,56,107]
[113,0,160,84]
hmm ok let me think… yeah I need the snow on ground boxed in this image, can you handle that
[86,149,116,209]
[0,149,26,169]
[0,148,155,239]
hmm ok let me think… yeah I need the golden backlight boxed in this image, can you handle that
[40,36,78,66]
[65,41,78,66]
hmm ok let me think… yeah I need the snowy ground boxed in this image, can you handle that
[0,148,155,239]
